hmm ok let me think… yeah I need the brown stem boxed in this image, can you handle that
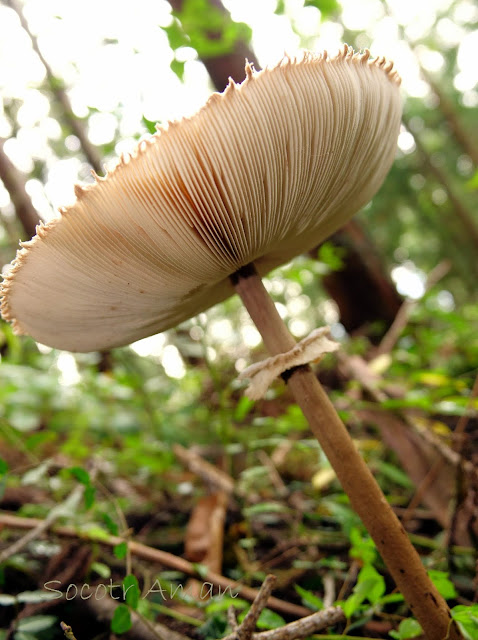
[231,264,462,640]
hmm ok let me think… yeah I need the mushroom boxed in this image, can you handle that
[1,47,461,639]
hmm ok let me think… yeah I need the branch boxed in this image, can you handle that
[0,512,310,619]
[173,444,234,494]
[222,576,344,640]
[0,484,84,564]
[0,138,40,239]
[403,119,478,251]
[5,0,104,176]
[60,622,78,640]
[375,260,451,357]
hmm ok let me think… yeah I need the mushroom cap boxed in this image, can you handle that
[1,46,401,352]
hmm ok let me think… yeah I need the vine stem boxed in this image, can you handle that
[231,263,462,640]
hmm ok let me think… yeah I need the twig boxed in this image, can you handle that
[256,451,288,497]
[81,588,188,640]
[447,374,478,553]
[453,374,478,452]
[5,0,104,176]
[237,575,276,640]
[404,119,478,251]
[384,0,478,167]
[0,138,40,239]
[94,477,133,576]
[60,622,78,640]
[228,606,238,631]
[323,573,336,609]
[173,444,235,494]
[221,575,343,640]
[401,458,446,529]
[375,260,451,357]
[339,352,477,479]
[224,607,345,640]
[401,372,478,529]
[251,607,344,640]
[0,484,84,564]
[0,512,310,618]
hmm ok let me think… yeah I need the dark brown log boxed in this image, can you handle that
[322,220,402,337]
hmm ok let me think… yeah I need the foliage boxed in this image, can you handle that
[0,0,477,638]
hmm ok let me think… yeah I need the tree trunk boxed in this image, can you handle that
[321,220,402,338]
[0,139,40,240]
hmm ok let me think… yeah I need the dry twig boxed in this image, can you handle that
[5,0,104,175]
[0,484,84,564]
[0,512,310,618]
[173,444,235,494]
[236,575,275,640]
[375,260,451,357]
[221,575,344,640]
[60,622,78,640]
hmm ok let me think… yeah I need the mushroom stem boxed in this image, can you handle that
[231,263,462,640]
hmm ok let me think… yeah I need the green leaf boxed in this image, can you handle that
[349,527,377,565]
[84,485,96,509]
[91,562,111,579]
[243,502,291,516]
[9,409,40,432]
[274,0,286,14]
[17,590,59,604]
[256,608,285,629]
[101,512,119,536]
[234,395,254,421]
[163,19,189,51]
[13,633,37,640]
[123,575,140,610]
[141,116,157,135]
[206,597,248,614]
[0,459,8,475]
[294,584,323,611]
[111,604,132,634]
[466,169,478,189]
[114,542,128,560]
[0,476,7,502]
[317,241,346,272]
[193,562,209,579]
[342,565,385,617]
[357,565,386,604]
[81,525,111,541]
[375,461,414,489]
[389,617,423,639]
[342,592,363,618]
[170,58,186,81]
[428,570,457,600]
[171,0,252,59]
[69,466,90,485]
[16,615,57,633]
[451,604,478,640]
[305,0,340,18]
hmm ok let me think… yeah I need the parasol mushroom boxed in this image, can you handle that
[1,47,461,639]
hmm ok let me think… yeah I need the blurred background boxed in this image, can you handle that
[0,1,477,638]
[1,0,477,434]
